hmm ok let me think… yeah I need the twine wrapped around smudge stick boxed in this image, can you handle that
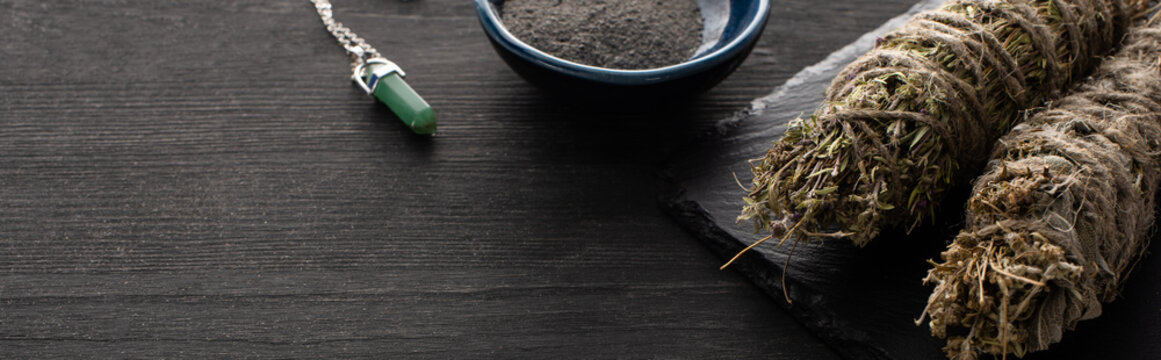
[920,16,1161,359]
[737,0,1149,250]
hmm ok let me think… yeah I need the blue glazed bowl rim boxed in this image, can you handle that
[474,0,771,86]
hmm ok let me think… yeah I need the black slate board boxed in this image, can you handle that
[665,1,1161,359]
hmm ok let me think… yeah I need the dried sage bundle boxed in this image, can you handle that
[739,0,1147,247]
[921,16,1161,359]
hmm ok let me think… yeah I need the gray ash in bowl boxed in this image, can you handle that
[500,0,704,70]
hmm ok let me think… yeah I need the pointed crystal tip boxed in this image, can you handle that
[365,65,437,135]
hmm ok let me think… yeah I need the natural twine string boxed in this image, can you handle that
[921,16,1161,359]
[736,0,1149,254]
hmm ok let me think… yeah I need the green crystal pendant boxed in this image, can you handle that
[356,59,437,135]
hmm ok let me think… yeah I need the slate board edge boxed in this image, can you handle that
[661,1,945,359]
[663,198,890,360]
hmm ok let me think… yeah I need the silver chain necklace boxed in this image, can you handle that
[310,0,438,135]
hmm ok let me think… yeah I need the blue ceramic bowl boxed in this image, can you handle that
[475,0,771,103]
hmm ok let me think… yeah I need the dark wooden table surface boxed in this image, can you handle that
[2,0,920,358]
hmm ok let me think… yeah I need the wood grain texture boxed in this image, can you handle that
[1,0,918,358]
